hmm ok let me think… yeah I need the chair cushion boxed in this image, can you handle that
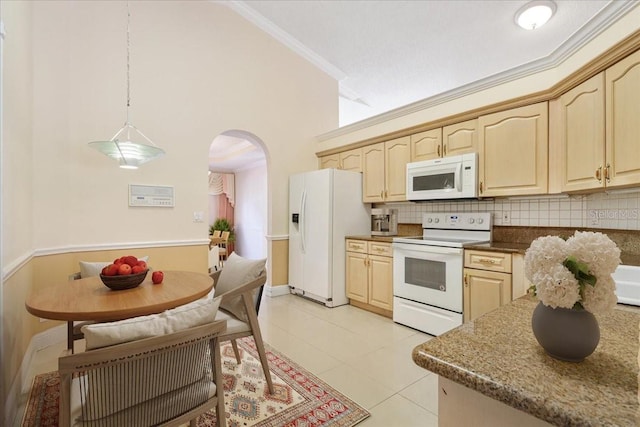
[215,310,251,335]
[79,256,149,278]
[215,253,266,321]
[81,296,221,350]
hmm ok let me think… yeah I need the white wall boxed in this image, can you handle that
[27,0,336,253]
[234,164,268,260]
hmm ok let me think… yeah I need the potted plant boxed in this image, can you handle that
[210,218,234,242]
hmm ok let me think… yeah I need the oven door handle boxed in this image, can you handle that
[392,242,463,255]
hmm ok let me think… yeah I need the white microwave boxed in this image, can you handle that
[406,153,478,201]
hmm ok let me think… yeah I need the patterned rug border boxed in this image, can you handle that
[22,337,370,427]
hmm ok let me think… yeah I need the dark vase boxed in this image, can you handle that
[531,301,600,362]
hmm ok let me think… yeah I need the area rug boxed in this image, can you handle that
[22,337,370,427]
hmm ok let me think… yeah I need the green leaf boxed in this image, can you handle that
[563,256,597,287]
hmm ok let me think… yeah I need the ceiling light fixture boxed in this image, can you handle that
[515,0,556,30]
[89,2,164,169]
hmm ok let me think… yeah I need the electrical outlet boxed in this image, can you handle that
[502,212,511,224]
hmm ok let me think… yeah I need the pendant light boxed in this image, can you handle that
[89,2,164,169]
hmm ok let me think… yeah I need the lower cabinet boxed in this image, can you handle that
[463,250,513,323]
[346,239,393,317]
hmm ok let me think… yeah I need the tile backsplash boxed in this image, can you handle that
[386,190,640,230]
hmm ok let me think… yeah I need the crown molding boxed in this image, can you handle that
[316,1,640,142]
[223,1,365,104]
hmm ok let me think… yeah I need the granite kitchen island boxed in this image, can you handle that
[412,295,640,427]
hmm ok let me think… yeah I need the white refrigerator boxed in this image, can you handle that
[289,169,371,307]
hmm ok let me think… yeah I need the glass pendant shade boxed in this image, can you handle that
[89,122,165,169]
[88,2,164,169]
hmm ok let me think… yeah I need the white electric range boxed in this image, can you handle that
[392,212,492,336]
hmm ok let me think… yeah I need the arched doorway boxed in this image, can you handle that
[208,130,269,262]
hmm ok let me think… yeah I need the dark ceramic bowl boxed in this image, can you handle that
[100,270,148,290]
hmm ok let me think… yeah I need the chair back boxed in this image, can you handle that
[220,231,230,242]
[212,230,222,238]
[59,320,227,427]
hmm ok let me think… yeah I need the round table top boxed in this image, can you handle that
[25,271,214,322]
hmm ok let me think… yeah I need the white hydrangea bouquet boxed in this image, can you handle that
[524,231,621,315]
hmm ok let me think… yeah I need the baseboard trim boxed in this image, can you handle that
[7,323,66,426]
[264,284,291,298]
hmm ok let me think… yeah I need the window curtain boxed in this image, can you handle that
[208,172,235,228]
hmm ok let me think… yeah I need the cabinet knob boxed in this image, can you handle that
[443,144,447,156]
[479,181,483,194]
[437,145,441,157]
[605,163,611,183]
[595,166,602,182]
[479,258,497,264]
[464,274,468,286]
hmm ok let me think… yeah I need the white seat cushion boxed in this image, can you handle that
[81,296,221,350]
[215,310,250,334]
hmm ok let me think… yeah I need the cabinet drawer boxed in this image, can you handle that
[368,241,392,257]
[346,239,368,254]
[464,250,512,273]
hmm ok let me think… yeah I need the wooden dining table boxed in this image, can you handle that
[25,270,214,323]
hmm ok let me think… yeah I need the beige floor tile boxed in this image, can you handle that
[399,373,439,415]
[20,292,439,426]
[359,394,439,427]
[316,363,396,410]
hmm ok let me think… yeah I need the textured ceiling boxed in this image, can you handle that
[212,0,638,170]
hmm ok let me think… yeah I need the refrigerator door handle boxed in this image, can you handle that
[300,189,307,253]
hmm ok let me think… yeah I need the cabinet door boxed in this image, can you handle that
[319,154,340,170]
[384,136,410,201]
[362,142,385,202]
[478,102,548,197]
[346,251,368,303]
[606,49,640,188]
[556,73,605,192]
[410,129,442,161]
[463,268,512,323]
[368,254,393,311]
[443,119,477,157]
[340,148,363,173]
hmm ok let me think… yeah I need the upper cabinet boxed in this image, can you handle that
[410,120,476,162]
[362,137,410,202]
[478,102,548,197]
[443,119,477,157]
[551,73,605,193]
[605,49,640,188]
[410,128,442,161]
[319,148,363,172]
[551,49,640,192]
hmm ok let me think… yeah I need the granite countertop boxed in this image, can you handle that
[413,296,640,427]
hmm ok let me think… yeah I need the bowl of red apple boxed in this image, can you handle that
[99,255,149,290]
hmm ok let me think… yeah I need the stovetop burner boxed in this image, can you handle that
[393,212,492,248]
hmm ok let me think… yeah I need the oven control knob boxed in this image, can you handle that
[477,218,484,224]
[427,218,433,223]
[434,218,439,223]
[468,218,475,224]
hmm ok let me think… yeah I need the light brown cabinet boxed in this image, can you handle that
[410,128,442,161]
[319,148,363,172]
[346,239,393,317]
[478,102,548,197]
[362,137,410,202]
[550,73,605,193]
[463,250,512,323]
[410,120,477,162]
[605,48,640,188]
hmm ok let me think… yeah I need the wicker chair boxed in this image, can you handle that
[58,320,227,427]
